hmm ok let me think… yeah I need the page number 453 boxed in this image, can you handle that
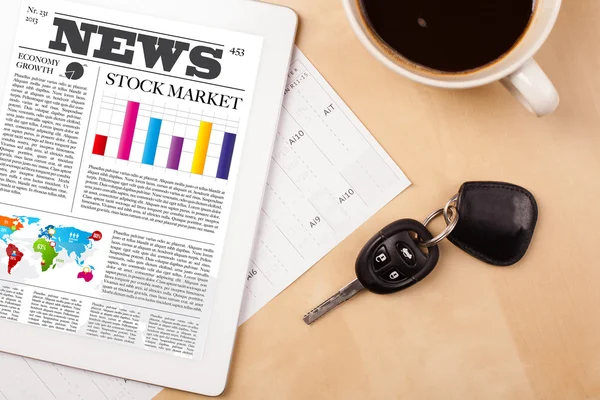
[230,48,245,56]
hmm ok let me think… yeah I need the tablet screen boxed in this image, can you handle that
[0,0,263,360]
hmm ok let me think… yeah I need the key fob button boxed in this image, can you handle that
[396,242,416,266]
[379,267,406,283]
[373,245,390,270]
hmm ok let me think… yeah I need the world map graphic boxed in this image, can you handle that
[1,215,101,282]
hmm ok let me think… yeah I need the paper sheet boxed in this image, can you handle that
[0,48,408,400]
[239,49,410,322]
[0,352,161,400]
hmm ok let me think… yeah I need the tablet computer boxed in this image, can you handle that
[0,0,296,395]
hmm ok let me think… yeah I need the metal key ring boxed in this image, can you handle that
[419,205,459,248]
[443,193,459,224]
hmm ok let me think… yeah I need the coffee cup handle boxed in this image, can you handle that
[500,58,559,117]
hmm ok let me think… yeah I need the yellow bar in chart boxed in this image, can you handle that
[191,121,213,174]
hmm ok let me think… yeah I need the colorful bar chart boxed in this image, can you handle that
[216,132,236,180]
[117,101,140,161]
[191,121,212,175]
[92,134,108,156]
[93,96,239,180]
[167,136,184,170]
[141,118,162,165]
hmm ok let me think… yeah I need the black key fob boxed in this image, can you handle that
[448,181,538,266]
[355,219,439,294]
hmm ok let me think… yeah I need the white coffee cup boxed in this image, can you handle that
[342,0,561,116]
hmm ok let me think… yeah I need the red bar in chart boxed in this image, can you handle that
[117,101,140,160]
[92,134,108,156]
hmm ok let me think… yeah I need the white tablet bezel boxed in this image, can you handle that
[0,0,296,395]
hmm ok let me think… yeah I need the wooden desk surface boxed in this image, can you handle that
[158,0,600,398]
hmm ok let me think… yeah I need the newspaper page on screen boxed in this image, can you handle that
[0,0,263,359]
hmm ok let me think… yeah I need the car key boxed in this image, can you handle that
[303,219,440,325]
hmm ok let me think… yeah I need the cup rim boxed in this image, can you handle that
[342,0,562,89]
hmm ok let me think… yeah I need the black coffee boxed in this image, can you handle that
[359,0,534,72]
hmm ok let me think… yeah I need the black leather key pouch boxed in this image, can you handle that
[447,181,538,266]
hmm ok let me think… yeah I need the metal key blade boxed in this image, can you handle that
[303,279,364,325]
